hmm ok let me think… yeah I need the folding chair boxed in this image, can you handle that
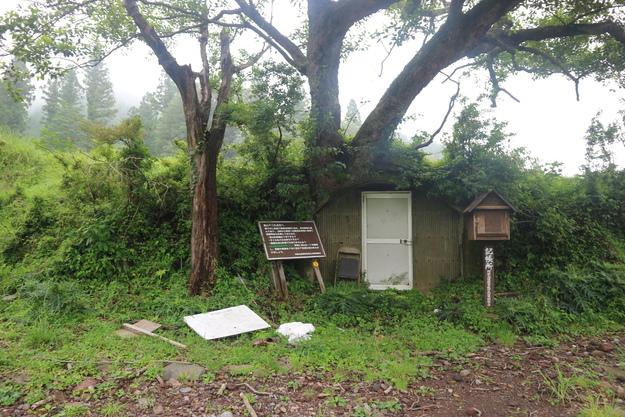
[334,245,361,285]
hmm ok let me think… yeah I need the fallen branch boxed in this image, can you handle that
[408,404,442,411]
[238,383,271,396]
[31,396,53,410]
[217,383,227,396]
[32,356,193,365]
[240,392,259,417]
[414,350,443,356]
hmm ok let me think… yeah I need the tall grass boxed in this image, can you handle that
[0,128,63,197]
[0,129,64,258]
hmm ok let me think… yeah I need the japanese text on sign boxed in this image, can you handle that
[259,221,326,260]
[484,246,494,308]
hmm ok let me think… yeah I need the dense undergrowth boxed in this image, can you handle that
[1,110,625,415]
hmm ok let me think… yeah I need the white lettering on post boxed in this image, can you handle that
[484,246,494,308]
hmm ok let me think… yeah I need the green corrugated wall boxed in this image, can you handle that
[314,189,462,291]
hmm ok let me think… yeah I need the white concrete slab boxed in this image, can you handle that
[184,305,271,341]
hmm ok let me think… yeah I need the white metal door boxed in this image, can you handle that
[362,192,413,290]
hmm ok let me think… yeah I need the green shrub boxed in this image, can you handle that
[313,283,427,326]
[0,385,21,406]
[540,266,625,317]
[24,317,59,348]
[17,278,86,320]
[434,297,497,335]
[496,294,569,336]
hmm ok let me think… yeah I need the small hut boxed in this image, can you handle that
[313,186,463,291]
[311,187,516,292]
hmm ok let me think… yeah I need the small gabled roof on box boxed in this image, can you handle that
[463,190,518,213]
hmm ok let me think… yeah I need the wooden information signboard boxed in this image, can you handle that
[258,221,326,298]
[259,221,326,260]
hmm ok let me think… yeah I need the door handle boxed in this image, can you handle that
[399,239,412,246]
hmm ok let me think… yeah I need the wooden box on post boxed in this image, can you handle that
[464,191,517,241]
[463,191,518,308]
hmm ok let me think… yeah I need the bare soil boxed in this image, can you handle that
[3,331,624,417]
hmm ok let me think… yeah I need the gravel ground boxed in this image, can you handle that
[2,331,624,416]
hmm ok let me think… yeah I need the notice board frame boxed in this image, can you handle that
[258,221,326,261]
[258,221,327,297]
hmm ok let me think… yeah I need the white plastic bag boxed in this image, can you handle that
[276,322,315,343]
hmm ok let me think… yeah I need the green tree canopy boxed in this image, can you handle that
[0,60,33,134]
[41,70,84,145]
[84,62,117,126]
[128,73,186,156]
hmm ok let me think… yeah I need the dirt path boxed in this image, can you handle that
[3,332,624,416]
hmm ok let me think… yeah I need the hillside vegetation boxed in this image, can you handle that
[0,111,624,415]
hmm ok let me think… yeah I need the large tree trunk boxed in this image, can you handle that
[124,0,233,295]
[304,0,522,208]
[305,0,398,201]
[188,133,221,295]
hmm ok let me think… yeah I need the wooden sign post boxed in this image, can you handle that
[483,245,495,308]
[312,259,326,293]
[270,260,289,299]
[463,191,518,308]
[259,221,327,298]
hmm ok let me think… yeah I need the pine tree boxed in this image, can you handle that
[152,94,185,155]
[41,78,62,128]
[128,73,182,156]
[41,70,85,145]
[84,62,117,125]
[0,60,34,133]
[342,98,361,137]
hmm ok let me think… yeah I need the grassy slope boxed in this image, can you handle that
[0,128,63,250]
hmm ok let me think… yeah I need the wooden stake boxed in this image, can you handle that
[270,262,280,295]
[270,261,288,298]
[312,259,325,293]
[122,323,189,349]
[277,260,288,298]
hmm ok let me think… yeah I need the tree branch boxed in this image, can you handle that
[517,21,625,45]
[448,0,465,21]
[122,0,179,76]
[212,30,234,132]
[352,0,522,149]
[233,44,268,73]
[414,76,460,149]
[471,20,625,57]
[234,0,308,74]
[198,27,212,119]
[513,43,580,100]
[486,57,520,106]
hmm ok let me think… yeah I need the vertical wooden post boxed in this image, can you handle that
[270,262,280,296]
[277,260,288,298]
[270,261,289,299]
[312,259,326,293]
[483,244,495,308]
